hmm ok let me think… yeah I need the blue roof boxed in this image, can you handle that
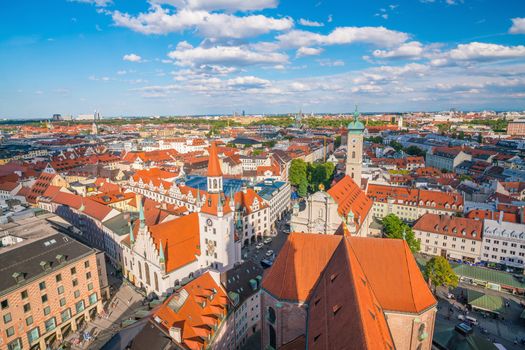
[182,175,246,194]
[254,179,287,200]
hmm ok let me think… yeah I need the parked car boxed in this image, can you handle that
[260,259,273,268]
[256,243,264,250]
[266,250,274,257]
[263,237,273,244]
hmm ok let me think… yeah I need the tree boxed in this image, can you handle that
[404,145,426,157]
[381,214,420,253]
[297,178,308,197]
[334,135,342,148]
[389,141,403,152]
[289,159,307,187]
[424,256,459,292]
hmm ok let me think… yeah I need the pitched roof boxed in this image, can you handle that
[327,175,373,229]
[262,233,342,302]
[413,214,483,241]
[207,142,222,177]
[152,272,229,350]
[263,233,436,314]
[147,212,201,272]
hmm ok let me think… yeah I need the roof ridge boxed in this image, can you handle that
[402,240,418,313]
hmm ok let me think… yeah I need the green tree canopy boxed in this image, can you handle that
[405,145,426,157]
[289,159,307,187]
[381,214,420,253]
[389,141,403,152]
[424,256,459,291]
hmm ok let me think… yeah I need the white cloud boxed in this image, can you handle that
[317,59,344,67]
[151,0,278,12]
[299,18,324,27]
[167,42,288,67]
[117,70,127,75]
[112,5,292,39]
[447,42,525,61]
[277,27,409,49]
[509,18,525,34]
[123,53,142,62]
[296,47,323,58]
[372,41,423,59]
[68,0,112,7]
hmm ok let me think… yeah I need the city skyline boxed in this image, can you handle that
[1,0,524,118]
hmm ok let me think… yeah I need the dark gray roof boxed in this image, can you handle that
[0,233,94,296]
[104,212,139,236]
[220,260,263,309]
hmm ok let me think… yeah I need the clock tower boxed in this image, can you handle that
[207,142,223,193]
[346,106,365,186]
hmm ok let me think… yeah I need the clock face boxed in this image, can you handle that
[206,218,213,226]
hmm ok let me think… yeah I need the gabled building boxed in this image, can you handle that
[261,233,437,350]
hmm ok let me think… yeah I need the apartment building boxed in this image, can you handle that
[0,232,104,350]
[253,179,291,230]
[413,214,483,263]
[481,217,525,268]
[367,184,463,222]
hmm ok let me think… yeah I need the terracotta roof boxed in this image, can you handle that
[148,212,201,272]
[307,238,394,349]
[327,175,373,229]
[233,189,268,215]
[207,142,222,177]
[0,182,18,191]
[348,236,436,313]
[262,233,342,302]
[367,184,463,211]
[153,272,229,350]
[413,214,483,241]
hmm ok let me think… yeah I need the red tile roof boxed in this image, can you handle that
[413,213,483,241]
[327,175,373,229]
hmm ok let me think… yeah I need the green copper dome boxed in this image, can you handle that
[348,105,365,133]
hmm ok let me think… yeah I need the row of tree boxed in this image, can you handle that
[289,159,335,197]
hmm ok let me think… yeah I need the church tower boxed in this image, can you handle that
[346,106,365,185]
[207,142,223,193]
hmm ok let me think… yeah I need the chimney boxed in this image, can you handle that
[169,326,182,343]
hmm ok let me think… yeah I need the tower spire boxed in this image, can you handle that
[129,220,134,245]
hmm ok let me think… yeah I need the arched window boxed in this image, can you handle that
[138,261,143,279]
[268,307,276,324]
[269,325,276,349]
[145,263,151,286]
[213,179,218,188]
[352,151,356,159]
[154,272,159,291]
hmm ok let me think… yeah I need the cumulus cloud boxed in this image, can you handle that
[167,42,288,67]
[447,42,525,61]
[372,41,423,59]
[112,5,292,39]
[299,18,324,27]
[123,53,142,62]
[150,0,278,12]
[296,47,323,58]
[277,27,409,49]
[509,18,525,34]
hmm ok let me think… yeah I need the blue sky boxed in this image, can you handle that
[1,0,524,118]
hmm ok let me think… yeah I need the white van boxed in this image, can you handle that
[466,316,478,326]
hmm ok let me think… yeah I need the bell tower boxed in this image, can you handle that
[207,142,223,193]
[346,105,364,186]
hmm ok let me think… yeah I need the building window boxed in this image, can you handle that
[58,286,65,295]
[27,327,40,345]
[56,274,62,282]
[74,290,80,298]
[43,306,50,316]
[75,300,85,313]
[39,281,46,290]
[60,298,66,307]
[7,338,22,350]
[267,307,276,324]
[6,326,14,337]
[1,299,8,309]
[23,303,31,313]
[71,267,76,275]
[44,317,56,332]
[88,282,93,291]
[4,312,12,324]
[41,294,48,303]
[86,272,92,280]
[61,308,71,322]
[26,316,33,326]
[84,260,90,268]
[73,279,78,287]
[21,290,28,300]
[89,293,98,305]
[269,325,276,349]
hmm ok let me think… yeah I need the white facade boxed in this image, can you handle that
[481,219,525,268]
